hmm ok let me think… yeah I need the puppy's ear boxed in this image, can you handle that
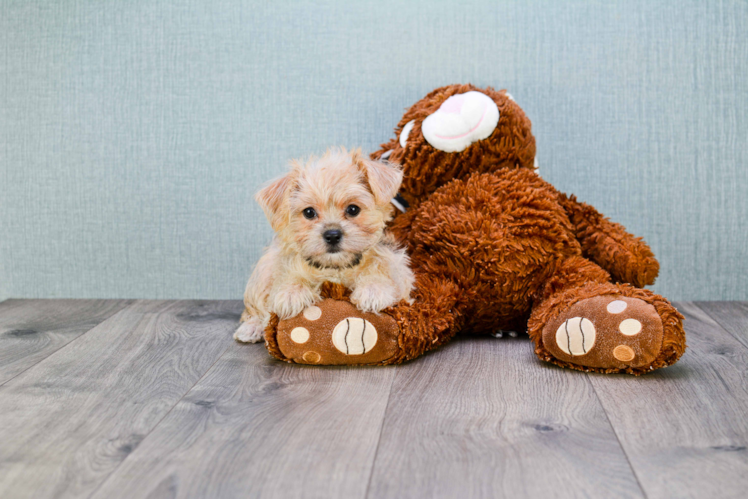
[256,173,293,231]
[353,150,403,206]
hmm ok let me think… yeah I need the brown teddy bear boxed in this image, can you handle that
[263,83,686,375]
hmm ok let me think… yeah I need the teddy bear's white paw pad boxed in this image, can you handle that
[332,318,377,355]
[290,327,310,344]
[619,318,642,336]
[303,306,322,321]
[555,317,596,355]
[606,300,628,313]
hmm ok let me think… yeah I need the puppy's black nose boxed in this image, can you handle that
[323,229,343,246]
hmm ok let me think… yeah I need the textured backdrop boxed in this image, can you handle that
[1,0,747,301]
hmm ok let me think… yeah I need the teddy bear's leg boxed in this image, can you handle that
[265,276,464,365]
[559,193,660,287]
[528,255,686,375]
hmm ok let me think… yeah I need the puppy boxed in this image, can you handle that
[234,148,414,343]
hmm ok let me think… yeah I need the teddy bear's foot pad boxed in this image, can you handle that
[275,298,400,365]
[542,296,664,369]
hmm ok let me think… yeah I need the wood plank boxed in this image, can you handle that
[367,335,643,498]
[94,344,396,498]
[0,299,133,385]
[0,299,242,498]
[588,302,748,498]
[696,301,748,348]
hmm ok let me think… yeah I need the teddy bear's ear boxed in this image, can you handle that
[255,171,295,231]
[353,151,403,206]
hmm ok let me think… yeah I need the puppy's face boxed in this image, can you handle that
[257,149,402,269]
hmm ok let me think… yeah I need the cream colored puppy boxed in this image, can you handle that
[234,148,414,343]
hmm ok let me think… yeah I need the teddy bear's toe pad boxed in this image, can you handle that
[542,296,664,369]
[276,299,399,365]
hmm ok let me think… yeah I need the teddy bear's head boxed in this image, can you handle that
[373,84,536,204]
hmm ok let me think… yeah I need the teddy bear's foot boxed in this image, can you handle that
[532,286,686,375]
[541,294,670,370]
[266,296,402,365]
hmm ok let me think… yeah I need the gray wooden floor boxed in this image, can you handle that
[0,300,746,498]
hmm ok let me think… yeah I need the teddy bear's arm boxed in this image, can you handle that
[559,193,659,288]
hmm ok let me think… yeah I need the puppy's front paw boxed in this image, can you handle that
[351,282,398,313]
[234,318,265,343]
[271,284,318,319]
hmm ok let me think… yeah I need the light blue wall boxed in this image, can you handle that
[1,0,747,301]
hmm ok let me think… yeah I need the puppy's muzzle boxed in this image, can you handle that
[323,229,343,250]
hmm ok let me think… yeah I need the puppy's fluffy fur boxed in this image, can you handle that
[234,148,414,343]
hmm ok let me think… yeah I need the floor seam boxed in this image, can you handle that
[0,299,136,388]
[692,301,748,350]
[87,300,236,498]
[363,366,398,499]
[587,374,648,499]
[87,345,232,498]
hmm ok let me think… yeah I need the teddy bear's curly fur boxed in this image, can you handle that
[262,83,686,375]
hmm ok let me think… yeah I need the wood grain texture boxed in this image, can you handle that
[1,300,747,498]
[588,302,748,498]
[0,299,241,498]
[94,344,396,498]
[367,335,643,498]
[0,299,133,385]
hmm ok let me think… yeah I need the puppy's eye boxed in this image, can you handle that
[302,207,317,219]
[345,205,361,217]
